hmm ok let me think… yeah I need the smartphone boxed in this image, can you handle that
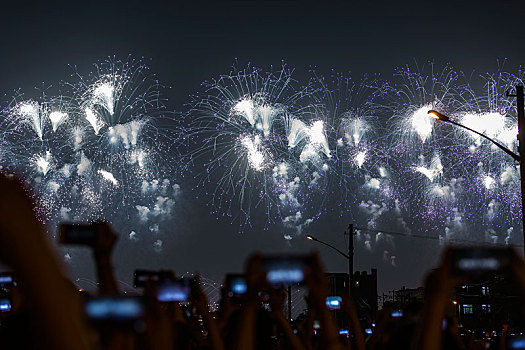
[157,279,194,302]
[133,270,164,288]
[0,272,16,288]
[325,296,342,310]
[0,299,11,312]
[58,223,97,245]
[262,255,312,287]
[506,336,525,349]
[391,309,403,318]
[84,296,145,324]
[225,274,247,299]
[450,246,513,276]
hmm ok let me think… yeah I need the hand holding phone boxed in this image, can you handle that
[58,223,97,245]
[225,273,247,302]
[58,222,117,256]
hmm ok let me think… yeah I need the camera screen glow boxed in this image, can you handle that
[158,285,190,302]
[0,276,13,284]
[391,310,403,317]
[267,269,304,284]
[458,257,500,271]
[325,296,342,309]
[232,281,247,294]
[509,338,525,348]
[86,298,143,320]
[0,300,11,312]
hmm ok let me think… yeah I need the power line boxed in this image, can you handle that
[355,227,523,248]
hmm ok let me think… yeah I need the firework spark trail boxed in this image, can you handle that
[431,66,524,237]
[0,57,523,250]
[285,118,331,163]
[0,90,78,185]
[304,69,395,230]
[186,61,524,244]
[0,57,181,252]
[63,57,181,225]
[368,63,466,237]
[186,63,319,232]
[376,61,523,245]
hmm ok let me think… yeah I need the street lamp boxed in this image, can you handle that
[428,85,525,254]
[306,224,355,295]
[428,110,520,161]
[306,234,350,259]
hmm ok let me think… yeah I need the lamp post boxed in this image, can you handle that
[306,224,355,295]
[428,85,525,254]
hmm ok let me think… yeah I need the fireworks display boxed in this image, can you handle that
[0,57,181,248]
[1,57,523,248]
[185,64,319,235]
[186,60,525,246]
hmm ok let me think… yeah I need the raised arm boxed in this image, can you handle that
[0,175,92,350]
[92,222,120,295]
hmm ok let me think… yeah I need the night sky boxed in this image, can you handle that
[1,0,525,295]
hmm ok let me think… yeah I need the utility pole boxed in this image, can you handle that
[306,224,354,296]
[517,86,525,255]
[507,85,525,254]
[345,224,355,296]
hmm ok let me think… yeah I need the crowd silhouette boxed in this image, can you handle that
[1,173,525,350]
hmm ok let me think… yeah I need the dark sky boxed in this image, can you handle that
[1,0,525,294]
